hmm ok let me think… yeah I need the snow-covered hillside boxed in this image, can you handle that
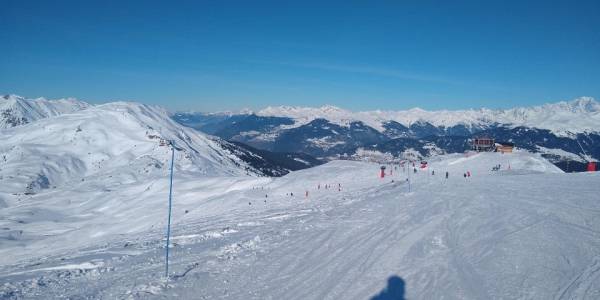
[0,95,90,129]
[2,151,598,299]
[257,97,600,135]
[0,101,268,199]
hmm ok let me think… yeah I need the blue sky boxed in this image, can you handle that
[1,0,599,112]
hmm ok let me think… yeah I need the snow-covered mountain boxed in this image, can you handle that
[173,97,600,169]
[0,102,250,196]
[256,97,600,135]
[0,100,322,204]
[0,94,90,129]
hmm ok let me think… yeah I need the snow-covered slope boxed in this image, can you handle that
[0,102,263,199]
[257,97,600,135]
[2,151,599,299]
[0,94,90,129]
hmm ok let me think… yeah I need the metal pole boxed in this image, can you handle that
[165,142,175,281]
[408,161,411,193]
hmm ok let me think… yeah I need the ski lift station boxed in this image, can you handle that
[471,137,495,152]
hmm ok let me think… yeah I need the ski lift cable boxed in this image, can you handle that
[575,138,590,162]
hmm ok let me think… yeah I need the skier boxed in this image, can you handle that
[445,171,449,179]
[432,170,435,176]
[305,191,309,198]
[291,192,294,197]
[467,171,471,177]
[463,173,467,178]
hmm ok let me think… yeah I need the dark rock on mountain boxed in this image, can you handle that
[217,140,323,177]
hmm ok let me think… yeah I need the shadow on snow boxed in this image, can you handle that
[371,275,406,300]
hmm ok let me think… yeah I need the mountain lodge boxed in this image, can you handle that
[496,142,514,153]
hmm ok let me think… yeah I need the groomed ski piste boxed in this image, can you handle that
[2,147,600,299]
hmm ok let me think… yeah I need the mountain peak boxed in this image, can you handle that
[319,104,345,112]
[258,105,350,118]
[1,94,24,103]
[566,97,599,113]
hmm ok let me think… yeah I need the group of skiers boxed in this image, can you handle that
[252,165,480,207]
[318,183,342,191]
[406,168,473,180]
[267,183,343,202]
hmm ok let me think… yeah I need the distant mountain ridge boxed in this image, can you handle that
[250,97,600,136]
[173,97,600,171]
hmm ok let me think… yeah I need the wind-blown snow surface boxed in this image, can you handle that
[257,97,600,135]
[2,151,599,299]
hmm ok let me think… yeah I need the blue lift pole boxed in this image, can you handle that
[408,163,411,193]
[165,142,175,281]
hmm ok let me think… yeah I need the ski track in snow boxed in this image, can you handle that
[1,152,600,299]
